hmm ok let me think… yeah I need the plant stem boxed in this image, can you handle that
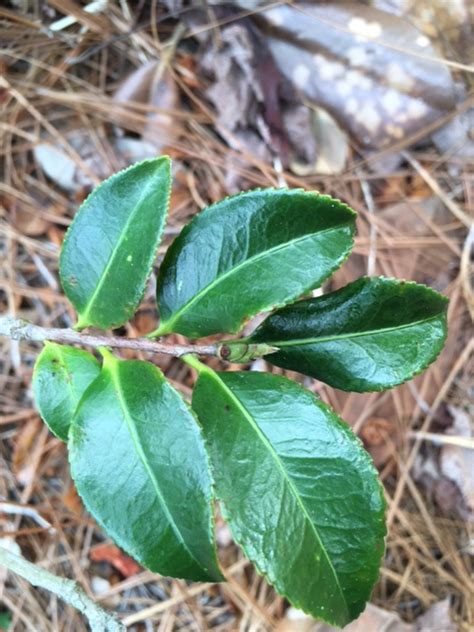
[0,546,124,632]
[181,353,211,373]
[0,316,219,358]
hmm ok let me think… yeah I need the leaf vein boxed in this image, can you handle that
[210,373,349,618]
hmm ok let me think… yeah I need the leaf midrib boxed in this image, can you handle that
[262,313,443,347]
[78,170,164,326]
[208,371,349,619]
[109,365,204,572]
[160,220,354,332]
[54,346,78,402]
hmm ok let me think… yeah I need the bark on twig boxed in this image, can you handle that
[0,316,219,358]
[0,546,124,632]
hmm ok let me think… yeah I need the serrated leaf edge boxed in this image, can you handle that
[60,157,171,330]
[193,369,387,627]
[251,276,449,392]
[68,353,222,582]
[156,188,356,336]
[33,341,100,441]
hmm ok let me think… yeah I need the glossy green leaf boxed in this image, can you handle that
[33,342,100,441]
[69,351,222,582]
[0,610,11,631]
[248,277,448,391]
[155,189,356,337]
[191,365,386,626]
[60,157,171,330]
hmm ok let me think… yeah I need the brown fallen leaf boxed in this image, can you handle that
[62,482,83,516]
[439,405,473,520]
[113,138,157,165]
[114,61,179,151]
[7,192,65,237]
[287,105,349,175]
[432,106,474,161]
[12,417,43,487]
[256,3,455,149]
[361,416,401,469]
[33,143,80,192]
[412,402,473,522]
[199,19,286,156]
[3,191,46,237]
[34,131,110,193]
[415,597,457,631]
[276,599,456,632]
[378,197,454,282]
[90,543,141,578]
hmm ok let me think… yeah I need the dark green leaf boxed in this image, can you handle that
[191,366,386,626]
[155,189,355,337]
[60,157,171,330]
[33,342,100,441]
[0,611,11,631]
[69,351,222,582]
[248,277,448,391]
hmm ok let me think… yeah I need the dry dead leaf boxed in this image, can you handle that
[6,197,48,237]
[113,138,157,165]
[34,131,109,193]
[412,402,473,521]
[432,106,474,161]
[33,144,79,192]
[361,417,400,468]
[416,598,457,631]
[258,3,455,149]
[276,600,456,632]
[132,311,159,337]
[440,405,474,520]
[379,197,454,282]
[288,105,349,175]
[13,200,64,237]
[90,543,141,578]
[114,61,179,151]
[62,482,83,516]
[12,417,42,487]
[200,21,281,157]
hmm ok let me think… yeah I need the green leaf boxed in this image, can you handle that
[0,610,11,631]
[191,367,386,627]
[60,157,171,330]
[248,277,448,391]
[155,189,355,337]
[69,351,222,582]
[33,342,100,441]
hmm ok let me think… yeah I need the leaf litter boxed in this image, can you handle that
[0,1,472,630]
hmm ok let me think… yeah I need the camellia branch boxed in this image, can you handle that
[0,545,124,632]
[0,316,219,358]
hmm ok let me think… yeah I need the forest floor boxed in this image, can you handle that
[0,2,472,631]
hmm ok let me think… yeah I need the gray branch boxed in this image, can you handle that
[0,316,219,357]
[0,546,124,632]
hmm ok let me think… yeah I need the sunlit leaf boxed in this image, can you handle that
[33,342,100,441]
[192,367,386,626]
[248,277,448,391]
[69,352,222,582]
[60,157,171,330]
[155,189,355,337]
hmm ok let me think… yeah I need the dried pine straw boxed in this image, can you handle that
[0,3,472,631]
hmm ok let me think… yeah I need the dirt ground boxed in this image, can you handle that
[0,2,472,631]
